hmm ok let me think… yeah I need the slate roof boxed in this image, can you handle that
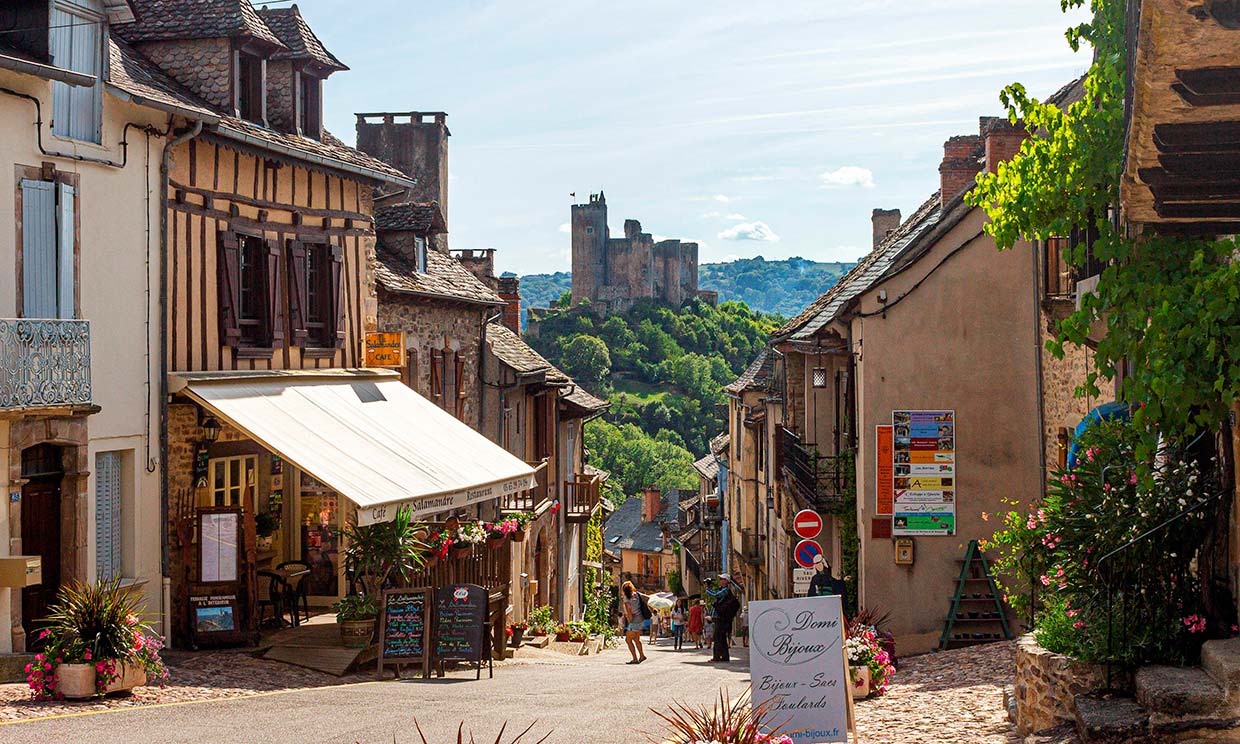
[724,348,775,395]
[376,246,505,306]
[116,0,285,48]
[773,192,943,341]
[222,118,411,183]
[603,491,679,553]
[107,37,219,120]
[486,323,555,376]
[693,453,720,481]
[376,203,445,234]
[258,6,347,70]
[561,383,609,413]
[709,433,729,456]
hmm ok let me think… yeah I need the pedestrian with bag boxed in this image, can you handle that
[688,599,705,649]
[706,574,740,662]
[620,580,648,664]
[671,599,686,650]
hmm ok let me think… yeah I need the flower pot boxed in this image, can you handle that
[256,534,274,551]
[57,661,147,699]
[849,665,871,699]
[509,628,525,647]
[555,632,570,642]
[450,545,473,560]
[105,662,147,694]
[339,618,375,648]
[512,529,526,543]
[487,536,505,550]
[425,552,440,568]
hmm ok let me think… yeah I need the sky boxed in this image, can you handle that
[298,0,1092,275]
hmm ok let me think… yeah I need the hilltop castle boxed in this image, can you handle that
[570,192,700,314]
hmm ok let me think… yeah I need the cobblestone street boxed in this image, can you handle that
[0,639,1020,742]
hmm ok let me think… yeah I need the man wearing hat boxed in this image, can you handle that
[706,574,740,662]
[808,554,850,615]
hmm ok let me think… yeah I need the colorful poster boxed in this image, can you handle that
[876,425,894,516]
[891,410,955,536]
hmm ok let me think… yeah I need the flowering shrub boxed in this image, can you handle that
[845,625,894,696]
[426,529,455,559]
[486,519,519,539]
[986,420,1217,666]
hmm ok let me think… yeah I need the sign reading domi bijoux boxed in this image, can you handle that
[750,595,854,743]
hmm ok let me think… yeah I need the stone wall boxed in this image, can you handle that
[1014,633,1106,735]
[136,38,233,111]
[1039,302,1099,480]
[266,60,295,133]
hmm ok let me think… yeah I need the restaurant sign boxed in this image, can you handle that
[364,331,407,368]
[891,410,956,536]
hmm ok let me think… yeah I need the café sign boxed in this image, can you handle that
[365,332,407,368]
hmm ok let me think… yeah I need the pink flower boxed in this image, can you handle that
[1073,621,1087,629]
[83,651,92,661]
[1040,574,1051,587]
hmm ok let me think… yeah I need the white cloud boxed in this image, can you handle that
[700,210,723,219]
[717,221,780,242]
[713,194,731,203]
[725,213,747,221]
[559,223,571,233]
[820,166,876,188]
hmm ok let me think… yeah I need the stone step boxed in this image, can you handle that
[1023,723,1081,744]
[1074,694,1149,744]
[1136,665,1228,717]
[1202,638,1240,693]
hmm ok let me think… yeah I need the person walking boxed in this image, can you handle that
[670,599,686,650]
[736,604,749,648]
[688,599,705,649]
[706,574,740,662]
[620,581,648,664]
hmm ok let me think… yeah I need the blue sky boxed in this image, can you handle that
[307,0,1091,274]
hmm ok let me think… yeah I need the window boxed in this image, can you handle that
[304,243,331,346]
[19,176,76,318]
[238,236,267,345]
[50,1,103,143]
[286,240,341,350]
[209,455,257,507]
[414,235,428,273]
[95,450,130,581]
[219,232,284,350]
[298,73,321,139]
[236,51,265,124]
[429,348,466,418]
[812,367,827,388]
[585,226,593,234]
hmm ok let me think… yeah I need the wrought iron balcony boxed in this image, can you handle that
[781,427,851,512]
[0,319,91,410]
[621,571,664,592]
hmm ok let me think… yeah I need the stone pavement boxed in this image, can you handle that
[0,637,1023,742]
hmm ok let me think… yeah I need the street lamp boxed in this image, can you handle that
[200,414,222,443]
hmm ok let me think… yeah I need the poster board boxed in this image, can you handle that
[435,583,492,679]
[875,425,894,516]
[377,588,431,680]
[891,410,956,535]
[198,507,240,583]
[750,594,855,743]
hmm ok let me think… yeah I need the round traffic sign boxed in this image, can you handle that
[794,539,823,568]
[793,509,823,539]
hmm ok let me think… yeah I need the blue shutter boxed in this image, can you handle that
[95,451,122,580]
[21,179,57,318]
[57,182,76,319]
[50,6,102,143]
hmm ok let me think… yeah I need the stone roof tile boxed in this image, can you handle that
[117,0,285,48]
[486,323,555,376]
[376,246,504,306]
[376,203,445,233]
[258,6,347,71]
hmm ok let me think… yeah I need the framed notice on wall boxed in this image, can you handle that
[890,410,956,536]
[198,507,240,583]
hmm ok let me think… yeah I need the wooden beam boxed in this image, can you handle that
[1154,200,1240,219]
[1153,121,1240,154]
[1174,67,1240,107]
[1138,167,1240,187]
[1155,152,1240,176]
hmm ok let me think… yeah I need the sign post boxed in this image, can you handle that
[792,567,815,596]
[750,594,855,743]
[377,587,432,680]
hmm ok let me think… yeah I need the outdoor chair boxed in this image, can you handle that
[277,560,312,623]
[256,570,291,628]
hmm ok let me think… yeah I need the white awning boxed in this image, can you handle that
[170,369,535,525]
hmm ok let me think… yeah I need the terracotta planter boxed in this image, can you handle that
[57,661,146,699]
[555,632,570,642]
[509,628,525,647]
[451,544,474,560]
[487,536,506,550]
[339,618,375,648]
[511,529,526,543]
[849,665,871,699]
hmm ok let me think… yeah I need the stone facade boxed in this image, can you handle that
[1013,633,1106,735]
[1039,301,1099,480]
[134,38,234,111]
[266,59,295,132]
[356,113,450,216]
[570,193,698,314]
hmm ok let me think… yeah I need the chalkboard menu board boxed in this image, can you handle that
[377,588,431,680]
[435,584,487,667]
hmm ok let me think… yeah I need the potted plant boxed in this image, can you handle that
[528,605,554,636]
[844,624,895,699]
[342,507,428,598]
[333,595,379,648]
[425,529,454,567]
[255,512,278,551]
[567,621,589,642]
[511,512,533,543]
[27,579,170,700]
[507,621,528,647]
[453,521,486,558]
[484,521,511,550]
[553,623,570,642]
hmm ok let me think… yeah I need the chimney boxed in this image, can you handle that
[453,248,497,288]
[641,487,661,523]
[980,116,1029,175]
[497,276,521,333]
[871,208,901,247]
[939,134,983,209]
[624,219,643,240]
[355,112,450,221]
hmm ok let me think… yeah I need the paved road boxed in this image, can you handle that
[0,640,750,744]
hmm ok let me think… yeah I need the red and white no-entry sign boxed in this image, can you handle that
[793,509,823,539]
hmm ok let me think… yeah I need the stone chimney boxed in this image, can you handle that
[355,112,450,220]
[453,249,497,287]
[980,116,1029,175]
[939,134,983,209]
[641,487,662,524]
[871,208,901,247]
[497,277,521,333]
[624,219,643,240]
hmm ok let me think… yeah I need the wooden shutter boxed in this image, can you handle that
[430,349,444,403]
[330,243,345,348]
[57,182,75,318]
[95,451,122,581]
[217,232,242,346]
[404,347,419,391]
[50,6,101,143]
[21,179,57,318]
[265,239,285,347]
[454,351,466,419]
[285,240,308,346]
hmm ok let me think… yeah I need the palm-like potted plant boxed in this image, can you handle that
[332,595,380,648]
[339,507,427,646]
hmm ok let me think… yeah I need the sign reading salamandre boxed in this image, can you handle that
[750,595,851,743]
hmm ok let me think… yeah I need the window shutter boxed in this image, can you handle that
[50,7,101,143]
[454,351,466,419]
[265,239,285,347]
[430,349,443,403]
[330,244,346,348]
[405,347,419,392]
[21,179,57,318]
[217,232,242,345]
[286,240,308,345]
[95,451,122,581]
[56,182,76,318]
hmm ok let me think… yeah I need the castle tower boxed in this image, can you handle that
[355,112,451,221]
[571,192,608,306]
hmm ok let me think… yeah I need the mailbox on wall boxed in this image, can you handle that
[0,556,41,587]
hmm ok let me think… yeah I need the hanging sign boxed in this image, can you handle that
[377,587,431,680]
[364,331,407,368]
[750,594,855,743]
[891,410,956,535]
[793,510,823,540]
[794,539,823,569]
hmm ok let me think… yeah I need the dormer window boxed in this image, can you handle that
[49,0,104,143]
[235,50,265,125]
[297,73,322,139]
[414,235,428,273]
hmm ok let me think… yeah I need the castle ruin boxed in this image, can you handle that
[570,192,699,314]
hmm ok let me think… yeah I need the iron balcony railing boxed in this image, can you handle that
[621,571,664,592]
[781,427,850,512]
[0,318,91,409]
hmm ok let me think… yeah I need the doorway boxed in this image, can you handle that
[21,443,63,649]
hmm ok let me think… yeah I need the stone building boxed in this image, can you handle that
[570,192,699,314]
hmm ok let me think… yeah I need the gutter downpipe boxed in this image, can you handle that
[1032,241,1048,494]
[159,120,204,645]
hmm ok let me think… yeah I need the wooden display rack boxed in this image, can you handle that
[939,539,1012,649]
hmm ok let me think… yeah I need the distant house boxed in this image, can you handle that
[604,488,681,593]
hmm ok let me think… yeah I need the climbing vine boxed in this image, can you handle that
[967,0,1240,450]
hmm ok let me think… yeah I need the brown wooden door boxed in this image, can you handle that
[22,478,61,648]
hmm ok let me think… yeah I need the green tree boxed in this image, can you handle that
[560,334,611,391]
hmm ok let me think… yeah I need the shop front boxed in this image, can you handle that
[164,368,536,648]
